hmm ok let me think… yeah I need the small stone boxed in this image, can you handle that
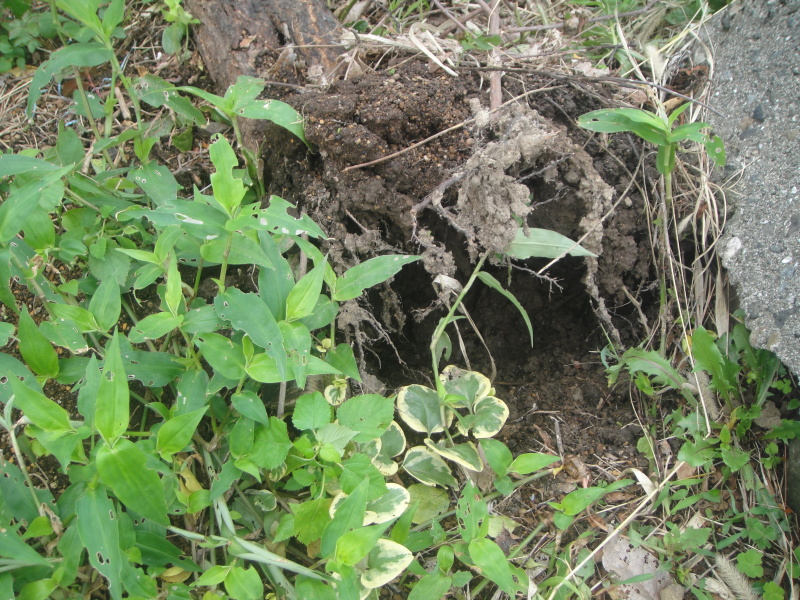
[752,103,766,121]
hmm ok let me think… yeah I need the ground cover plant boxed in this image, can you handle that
[1,0,798,599]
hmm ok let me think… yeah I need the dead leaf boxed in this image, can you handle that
[602,536,675,600]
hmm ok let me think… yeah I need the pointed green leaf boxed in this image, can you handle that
[195,332,246,380]
[505,227,596,260]
[232,390,270,425]
[215,289,286,378]
[286,260,326,322]
[95,332,129,444]
[89,279,121,332]
[476,272,533,345]
[321,478,369,558]
[425,440,483,471]
[293,497,332,545]
[76,486,124,600]
[402,447,457,488]
[508,452,559,475]
[128,312,183,343]
[335,523,388,566]
[97,439,169,525]
[9,377,72,434]
[333,255,421,301]
[279,320,311,388]
[209,136,245,216]
[237,97,309,147]
[17,310,59,378]
[157,407,207,458]
[480,439,513,477]
[468,538,527,595]
[200,234,272,268]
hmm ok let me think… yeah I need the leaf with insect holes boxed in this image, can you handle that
[75,486,124,600]
[505,227,596,260]
[195,332,246,381]
[97,439,169,525]
[27,42,113,117]
[94,332,129,444]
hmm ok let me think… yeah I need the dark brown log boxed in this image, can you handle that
[184,0,344,148]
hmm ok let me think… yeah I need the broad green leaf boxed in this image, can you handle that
[0,322,13,346]
[195,332,246,380]
[0,354,42,405]
[215,289,286,379]
[468,395,509,439]
[425,440,483,471]
[17,310,59,378]
[22,207,56,250]
[128,312,183,343]
[26,42,113,117]
[299,293,338,331]
[0,525,52,566]
[456,481,489,543]
[237,97,309,147]
[324,343,361,381]
[279,320,311,388]
[408,571,452,600]
[504,227,596,260]
[468,538,527,595]
[120,348,185,388]
[293,391,332,430]
[337,394,394,442]
[293,497,332,545]
[285,260,326,322]
[180,304,223,335]
[476,272,533,345]
[136,531,200,571]
[361,538,413,589]
[137,75,205,124]
[578,108,669,146]
[508,452,560,475]
[335,522,388,566]
[258,232,294,319]
[440,365,490,405]
[76,486,124,600]
[95,332,129,444]
[678,438,717,467]
[0,177,63,243]
[224,565,263,600]
[316,422,357,455]
[551,486,607,516]
[97,439,169,525]
[9,377,72,434]
[88,279,121,332]
[691,326,739,401]
[232,390,270,425]
[480,439,513,477]
[721,446,750,472]
[164,254,183,316]
[130,160,180,206]
[703,134,726,167]
[296,577,338,600]
[340,454,387,500]
[333,255,421,301]
[143,200,228,240]
[157,407,207,458]
[194,565,231,587]
[249,417,292,470]
[321,478,369,558]
[40,317,90,354]
[200,234,273,268]
[402,447,457,488]
[50,303,101,333]
[209,136,246,217]
[362,483,410,525]
[0,155,62,177]
[397,385,448,435]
